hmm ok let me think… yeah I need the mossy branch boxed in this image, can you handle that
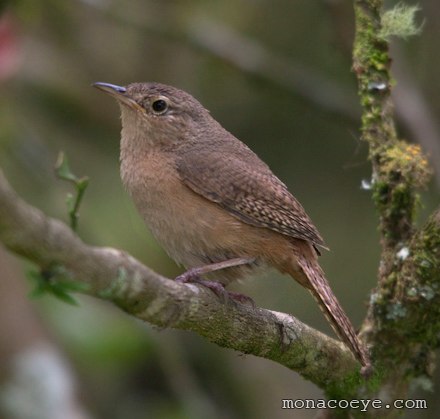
[352,0,438,413]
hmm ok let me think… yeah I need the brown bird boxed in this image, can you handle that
[94,81,371,374]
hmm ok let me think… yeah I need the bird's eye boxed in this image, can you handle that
[151,99,168,114]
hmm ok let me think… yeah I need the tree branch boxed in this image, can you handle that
[0,167,360,391]
[351,0,439,409]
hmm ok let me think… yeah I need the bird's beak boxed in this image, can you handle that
[93,82,126,94]
[93,82,139,109]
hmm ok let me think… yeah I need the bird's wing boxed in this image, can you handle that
[176,148,326,248]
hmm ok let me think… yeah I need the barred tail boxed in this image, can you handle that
[294,254,371,376]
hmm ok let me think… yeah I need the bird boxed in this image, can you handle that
[94,81,371,374]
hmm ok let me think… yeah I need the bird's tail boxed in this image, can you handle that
[292,252,371,375]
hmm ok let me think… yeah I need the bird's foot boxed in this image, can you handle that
[175,270,254,307]
[175,269,202,284]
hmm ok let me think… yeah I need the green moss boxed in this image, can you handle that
[353,1,390,90]
[367,211,440,375]
[413,220,440,285]
[325,369,364,400]
[325,365,385,401]
[369,142,432,245]
[372,181,389,208]
[381,142,431,187]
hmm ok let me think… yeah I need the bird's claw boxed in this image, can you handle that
[174,272,254,307]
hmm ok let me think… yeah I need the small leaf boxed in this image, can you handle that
[55,152,78,183]
[26,266,88,306]
[58,279,90,293]
[50,286,80,306]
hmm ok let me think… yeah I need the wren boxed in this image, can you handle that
[94,81,371,374]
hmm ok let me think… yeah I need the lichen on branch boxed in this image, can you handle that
[353,0,431,252]
[353,0,439,408]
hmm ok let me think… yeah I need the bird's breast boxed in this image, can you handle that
[120,152,246,266]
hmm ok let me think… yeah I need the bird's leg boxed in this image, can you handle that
[175,257,255,281]
[175,257,256,306]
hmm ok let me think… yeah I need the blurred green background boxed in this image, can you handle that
[0,0,439,418]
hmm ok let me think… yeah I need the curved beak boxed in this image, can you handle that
[93,82,139,109]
